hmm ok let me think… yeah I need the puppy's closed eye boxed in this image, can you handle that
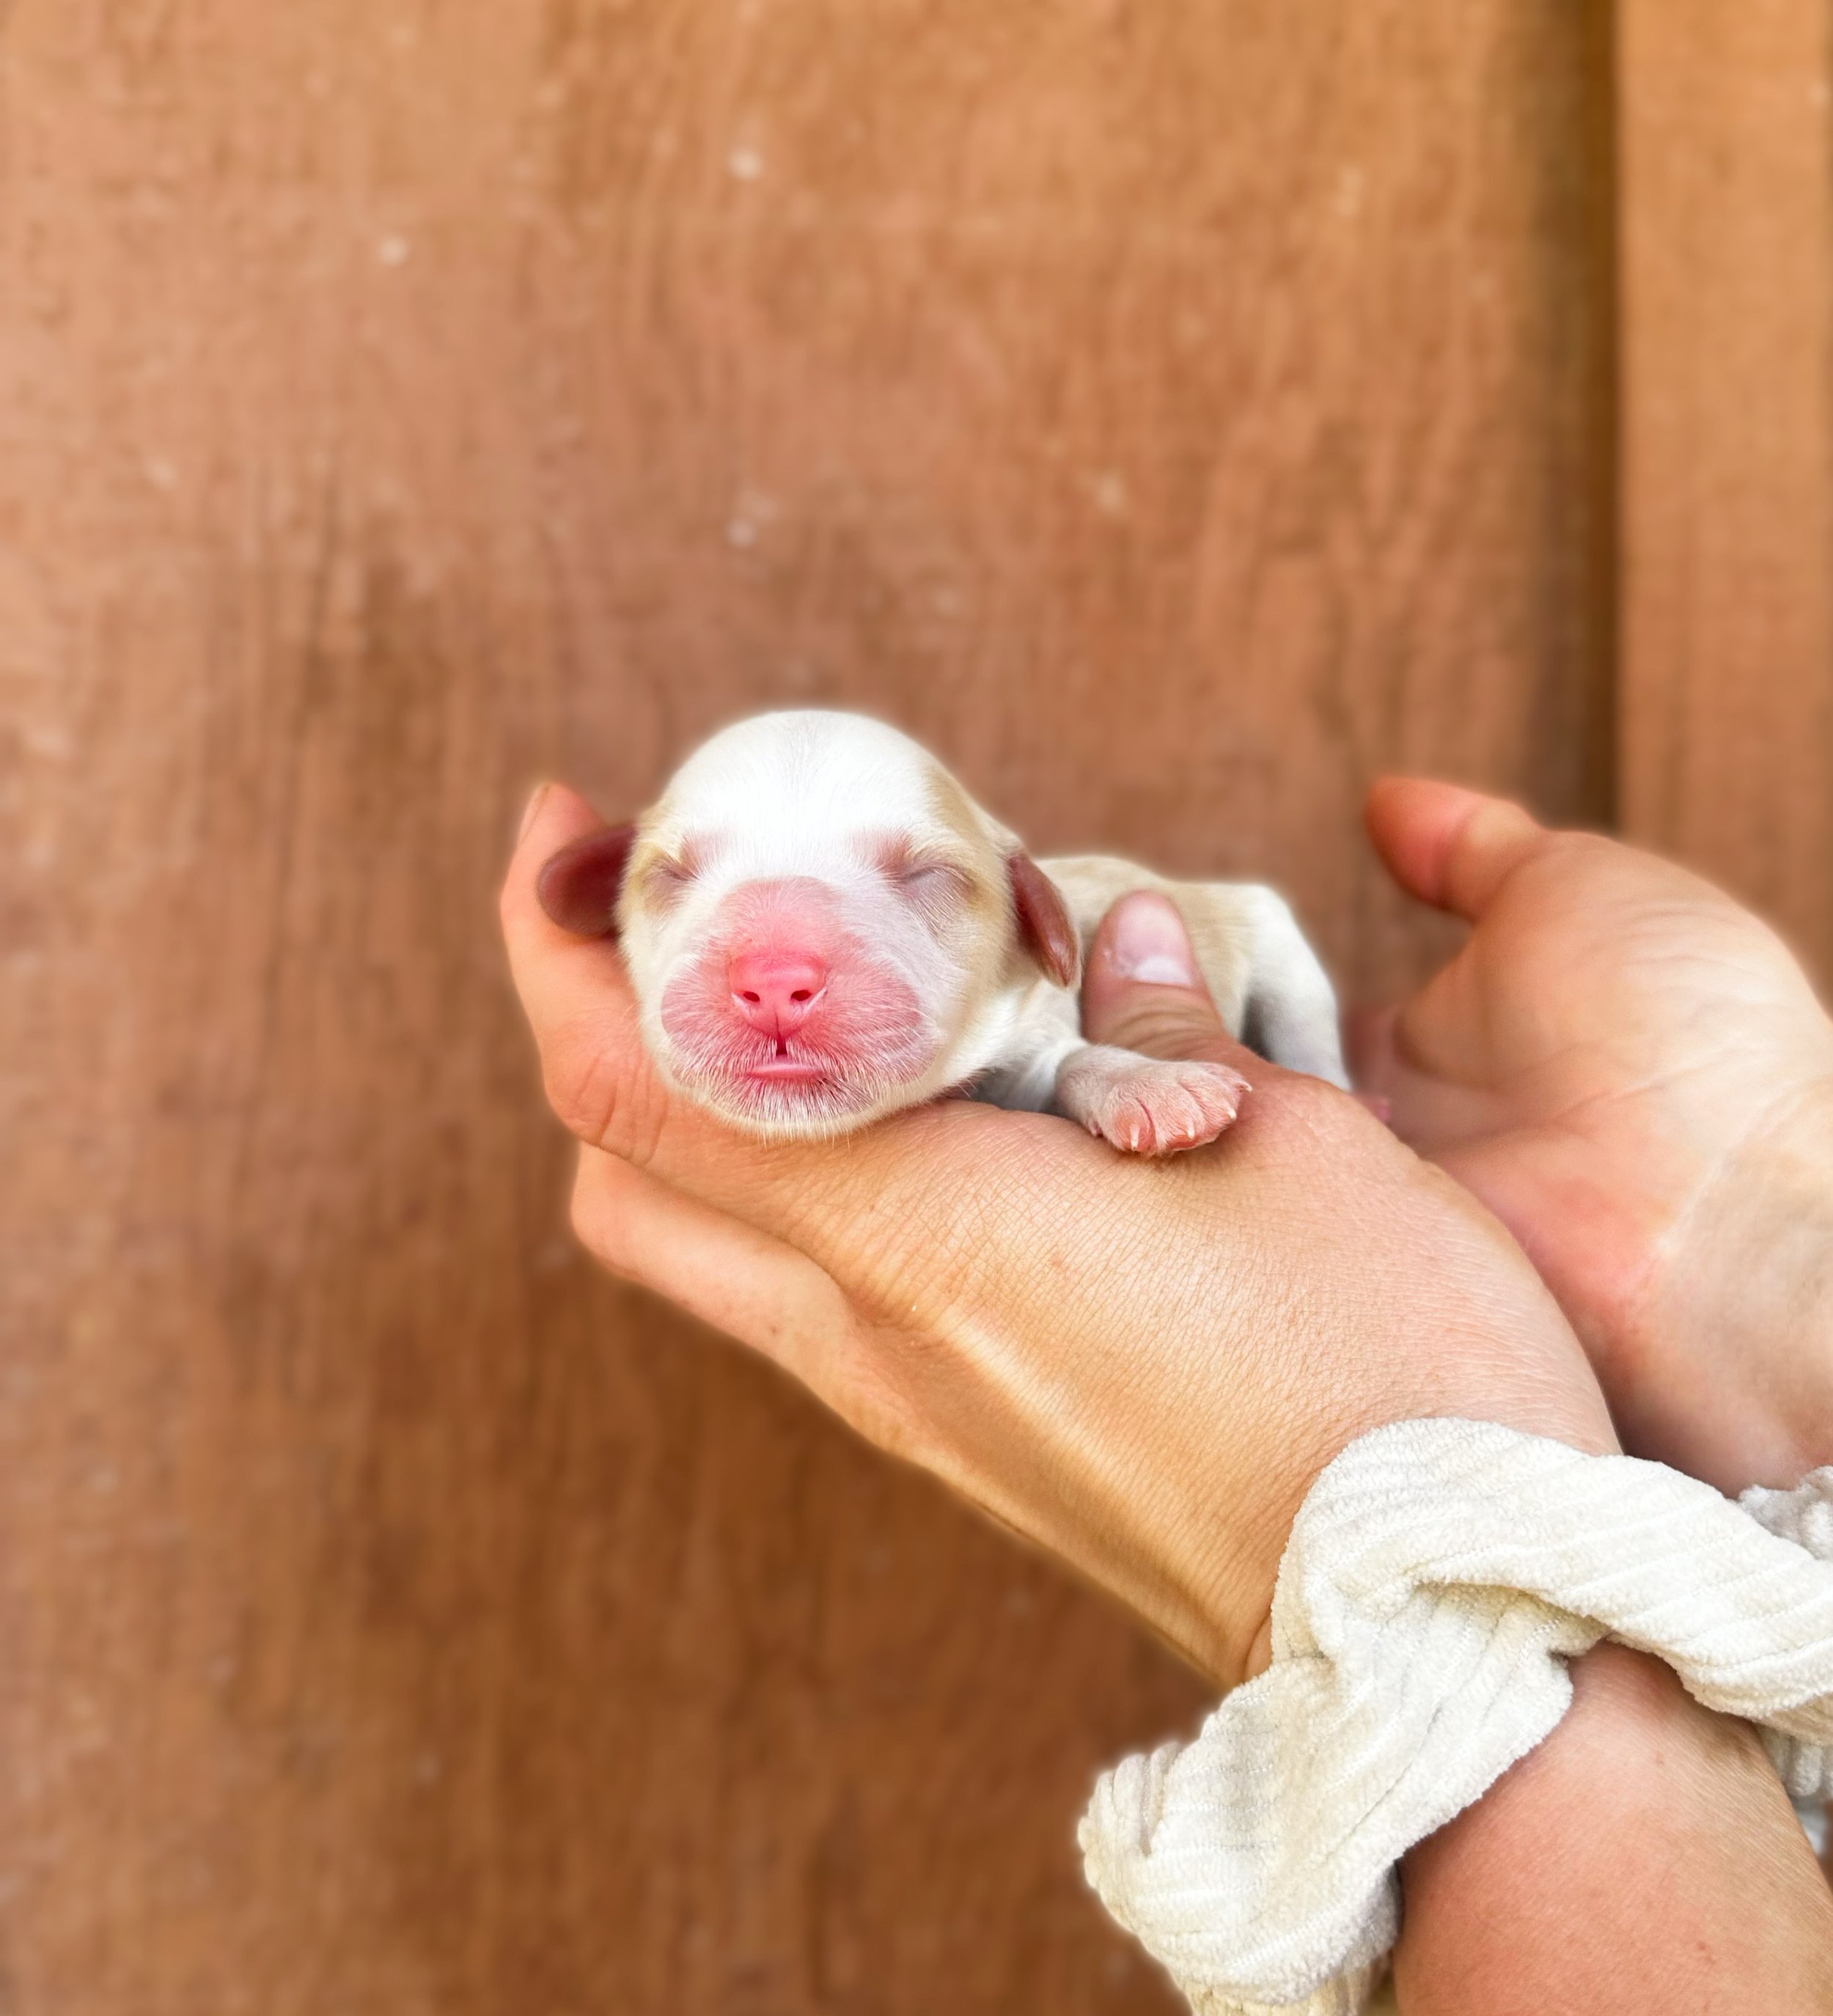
[604,707,1346,1147]
[873,836,969,902]
[641,834,721,912]
[644,857,696,908]
[895,861,967,898]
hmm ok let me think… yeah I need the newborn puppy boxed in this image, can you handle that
[537,710,1347,1153]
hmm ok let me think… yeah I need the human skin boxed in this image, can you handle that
[504,782,1833,2011]
[1356,779,1833,1497]
[507,783,1613,1686]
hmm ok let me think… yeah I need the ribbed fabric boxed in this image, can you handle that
[1079,1419,1833,2016]
[1742,1466,1833,1798]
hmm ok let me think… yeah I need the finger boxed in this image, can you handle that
[1342,1003,1395,1091]
[502,783,1088,1301]
[1335,1005,1395,1122]
[1081,891,1269,1081]
[569,1147,867,1406]
[501,780,724,1174]
[1364,777,1548,924]
[500,778,629,1025]
[1345,1000,1504,1152]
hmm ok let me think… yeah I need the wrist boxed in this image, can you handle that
[1626,1075,1833,1491]
[1396,1642,1833,2013]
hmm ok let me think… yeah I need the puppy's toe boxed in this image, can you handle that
[1059,1050,1250,1156]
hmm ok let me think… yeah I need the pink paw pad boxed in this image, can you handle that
[1058,1051,1251,1156]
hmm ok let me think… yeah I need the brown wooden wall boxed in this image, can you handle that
[1618,0,1833,980]
[0,3,1816,2011]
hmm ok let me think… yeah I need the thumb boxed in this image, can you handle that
[1081,891,1263,1078]
[1364,776,1548,924]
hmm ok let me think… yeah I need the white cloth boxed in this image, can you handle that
[1079,1419,1833,2016]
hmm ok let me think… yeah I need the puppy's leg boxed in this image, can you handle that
[976,1010,1248,1156]
[1053,1043,1250,1155]
[1055,884,1340,1142]
[1043,857,1347,1093]
[1231,888,1349,1089]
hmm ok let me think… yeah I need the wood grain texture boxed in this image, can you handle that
[1617,0,1833,979]
[0,3,1609,2009]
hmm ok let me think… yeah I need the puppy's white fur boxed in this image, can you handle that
[609,711,1347,1150]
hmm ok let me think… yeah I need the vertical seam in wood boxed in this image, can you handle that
[1595,0,1624,836]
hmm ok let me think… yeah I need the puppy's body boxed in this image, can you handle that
[537,711,1347,1153]
[975,855,1348,1116]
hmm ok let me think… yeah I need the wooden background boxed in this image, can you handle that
[0,1,1820,2010]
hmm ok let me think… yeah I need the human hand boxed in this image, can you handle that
[1356,779,1833,1495]
[504,783,1614,1687]
[505,784,1833,2012]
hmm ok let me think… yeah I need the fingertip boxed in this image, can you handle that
[501,781,617,937]
[518,781,554,845]
[497,780,656,1157]
[1083,891,1260,1073]
[1364,776,1488,905]
[1364,776,1543,921]
[1091,891,1205,987]
[519,778,611,867]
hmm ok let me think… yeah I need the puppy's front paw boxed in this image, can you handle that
[1054,1045,1250,1155]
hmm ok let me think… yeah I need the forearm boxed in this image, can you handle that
[1396,1643,1833,2013]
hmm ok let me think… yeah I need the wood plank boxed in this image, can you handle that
[0,2,1610,2009]
[1617,0,1833,979]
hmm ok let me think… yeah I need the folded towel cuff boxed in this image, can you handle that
[1080,1419,1833,2015]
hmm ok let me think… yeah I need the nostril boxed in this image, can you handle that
[727,947,831,1027]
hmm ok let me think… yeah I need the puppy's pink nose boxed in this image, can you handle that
[727,947,829,1037]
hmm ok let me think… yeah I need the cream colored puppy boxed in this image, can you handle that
[537,710,1347,1152]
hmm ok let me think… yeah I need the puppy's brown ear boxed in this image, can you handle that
[1007,853,1081,989]
[537,823,637,938]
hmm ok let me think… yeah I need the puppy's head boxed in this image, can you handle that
[538,710,1077,1138]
